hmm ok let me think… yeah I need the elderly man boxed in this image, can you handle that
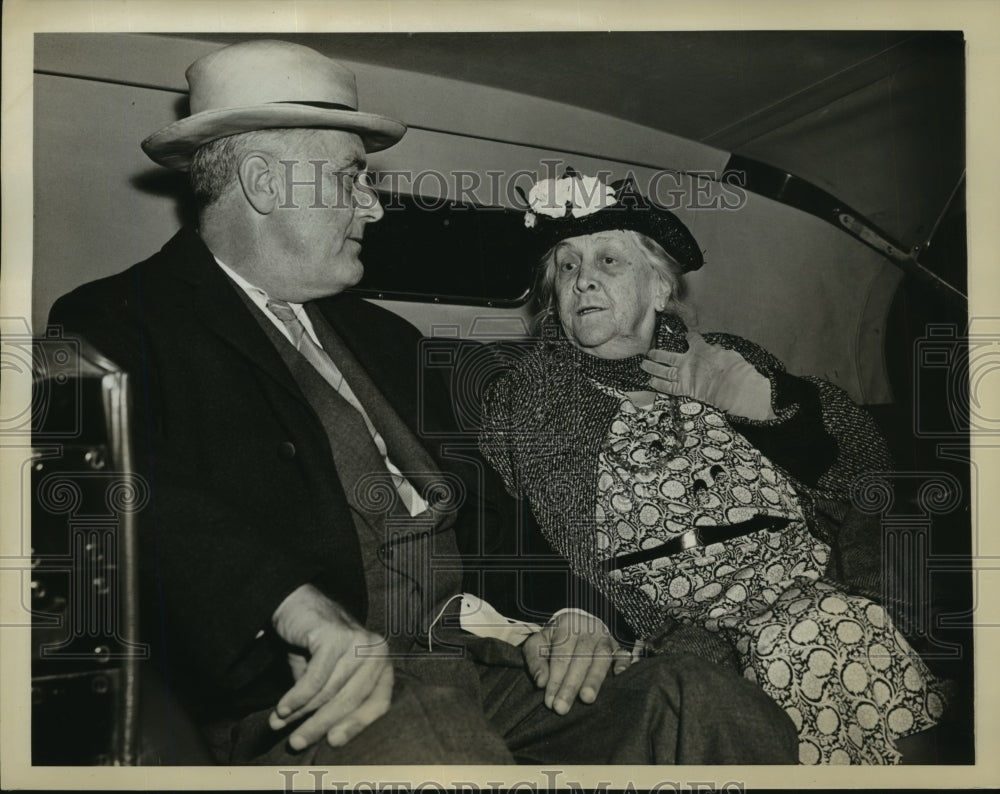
[49,39,797,765]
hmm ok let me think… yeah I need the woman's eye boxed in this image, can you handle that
[602,256,617,265]
[558,259,578,272]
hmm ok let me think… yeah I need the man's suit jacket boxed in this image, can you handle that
[49,227,513,720]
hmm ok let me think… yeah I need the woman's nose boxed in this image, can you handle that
[574,260,600,291]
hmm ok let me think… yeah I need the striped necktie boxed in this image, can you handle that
[266,299,428,517]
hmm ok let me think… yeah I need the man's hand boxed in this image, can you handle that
[269,584,393,751]
[522,610,632,715]
[641,332,776,420]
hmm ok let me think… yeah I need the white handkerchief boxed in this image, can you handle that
[458,593,541,647]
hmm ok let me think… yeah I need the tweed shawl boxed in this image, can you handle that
[479,313,892,638]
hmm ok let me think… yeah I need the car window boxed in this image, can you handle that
[351,191,536,307]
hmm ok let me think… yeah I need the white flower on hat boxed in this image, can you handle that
[523,173,616,227]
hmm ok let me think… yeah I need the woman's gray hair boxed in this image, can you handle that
[533,229,689,331]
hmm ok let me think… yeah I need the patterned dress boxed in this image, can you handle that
[594,387,945,764]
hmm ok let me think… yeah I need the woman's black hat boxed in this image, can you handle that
[521,168,704,272]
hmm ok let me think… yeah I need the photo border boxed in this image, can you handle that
[2,0,998,789]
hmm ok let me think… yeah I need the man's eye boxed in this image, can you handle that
[602,256,618,265]
[327,169,375,190]
[558,260,578,272]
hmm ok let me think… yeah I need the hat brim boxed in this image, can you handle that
[141,104,407,170]
[532,206,705,273]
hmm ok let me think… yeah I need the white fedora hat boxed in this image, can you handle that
[141,39,406,170]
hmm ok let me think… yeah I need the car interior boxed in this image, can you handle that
[28,31,971,765]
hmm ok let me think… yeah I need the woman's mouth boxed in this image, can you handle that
[577,306,605,316]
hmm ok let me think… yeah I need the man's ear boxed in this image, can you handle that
[237,152,280,215]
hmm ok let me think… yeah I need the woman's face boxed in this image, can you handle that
[553,231,669,359]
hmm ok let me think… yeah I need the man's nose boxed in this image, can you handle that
[355,187,384,223]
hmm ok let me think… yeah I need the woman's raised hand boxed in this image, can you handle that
[641,332,776,420]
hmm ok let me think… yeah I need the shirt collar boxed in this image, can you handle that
[213,256,320,346]
[214,257,304,308]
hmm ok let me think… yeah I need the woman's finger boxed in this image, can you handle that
[522,631,551,688]
[645,366,679,384]
[647,375,682,396]
[644,348,683,366]
[683,331,710,352]
[543,642,572,710]
[612,647,633,675]
[552,645,606,713]
[574,637,616,705]
[641,358,679,380]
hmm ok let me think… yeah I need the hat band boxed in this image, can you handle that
[272,100,357,112]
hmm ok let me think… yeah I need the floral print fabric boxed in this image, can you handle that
[594,390,944,764]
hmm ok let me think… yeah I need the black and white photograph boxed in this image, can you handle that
[1,1,997,789]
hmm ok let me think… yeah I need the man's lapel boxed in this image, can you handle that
[165,230,457,485]
[313,293,419,430]
[166,229,311,410]
[309,296,469,497]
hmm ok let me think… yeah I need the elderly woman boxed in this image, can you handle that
[479,171,945,764]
